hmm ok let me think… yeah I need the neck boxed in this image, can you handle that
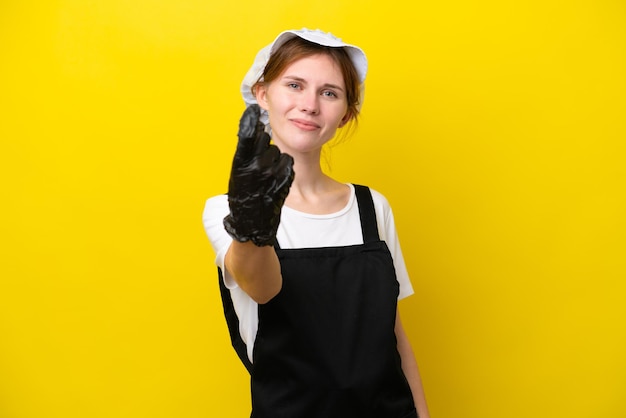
[284,155,348,214]
[289,157,329,193]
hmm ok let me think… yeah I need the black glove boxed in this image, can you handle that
[223,104,295,247]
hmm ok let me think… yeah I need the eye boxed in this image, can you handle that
[287,83,301,90]
[322,90,338,98]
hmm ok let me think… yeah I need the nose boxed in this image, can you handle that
[299,91,319,115]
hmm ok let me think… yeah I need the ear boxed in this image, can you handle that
[338,110,353,128]
[254,84,269,111]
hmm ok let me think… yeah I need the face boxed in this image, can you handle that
[255,54,352,156]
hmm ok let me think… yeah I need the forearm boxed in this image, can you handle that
[396,312,430,418]
[225,240,282,304]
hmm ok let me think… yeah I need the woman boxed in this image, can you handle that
[203,28,430,418]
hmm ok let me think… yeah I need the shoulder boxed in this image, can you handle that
[355,185,393,218]
[203,194,229,218]
[202,194,230,247]
[353,185,398,242]
[368,187,391,207]
[353,184,390,204]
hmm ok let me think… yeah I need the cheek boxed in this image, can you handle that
[331,106,350,128]
[261,90,286,113]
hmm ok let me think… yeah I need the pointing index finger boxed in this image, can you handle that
[238,104,262,140]
[236,104,269,157]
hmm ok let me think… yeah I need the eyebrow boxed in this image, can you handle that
[282,75,345,92]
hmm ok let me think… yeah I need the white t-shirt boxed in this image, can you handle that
[202,184,414,362]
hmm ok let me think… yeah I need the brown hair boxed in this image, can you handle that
[253,36,361,126]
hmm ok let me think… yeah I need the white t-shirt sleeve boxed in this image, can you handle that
[202,194,238,289]
[369,188,415,300]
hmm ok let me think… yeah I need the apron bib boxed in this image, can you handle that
[220,185,416,418]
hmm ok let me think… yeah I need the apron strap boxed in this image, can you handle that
[353,184,380,243]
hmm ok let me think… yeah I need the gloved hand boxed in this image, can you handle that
[223,104,295,247]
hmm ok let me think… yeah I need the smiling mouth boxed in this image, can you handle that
[291,119,320,131]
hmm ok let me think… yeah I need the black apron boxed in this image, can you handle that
[219,185,416,418]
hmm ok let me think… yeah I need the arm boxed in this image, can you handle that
[225,241,282,304]
[222,104,294,304]
[395,310,430,418]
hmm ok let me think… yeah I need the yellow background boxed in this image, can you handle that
[1,1,625,417]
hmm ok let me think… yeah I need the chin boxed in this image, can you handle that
[274,131,330,153]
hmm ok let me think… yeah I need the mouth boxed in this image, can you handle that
[290,118,320,131]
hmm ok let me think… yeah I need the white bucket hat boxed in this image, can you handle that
[240,28,368,128]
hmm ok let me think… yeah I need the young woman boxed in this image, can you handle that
[203,28,430,418]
